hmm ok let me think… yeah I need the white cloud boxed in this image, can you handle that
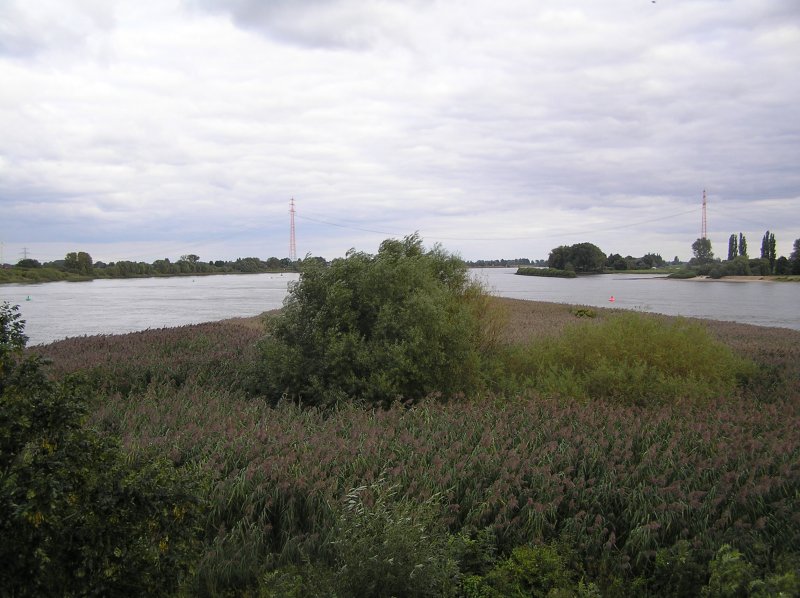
[0,0,798,265]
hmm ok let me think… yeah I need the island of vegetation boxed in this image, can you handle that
[2,233,799,596]
[0,251,314,284]
[513,233,800,280]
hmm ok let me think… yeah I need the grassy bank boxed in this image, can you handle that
[0,267,93,284]
[21,298,800,596]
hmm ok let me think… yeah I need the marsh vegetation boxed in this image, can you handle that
[3,236,799,596]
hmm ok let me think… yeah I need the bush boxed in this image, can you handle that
[257,478,460,597]
[516,267,577,278]
[0,303,205,596]
[700,545,800,598]
[667,270,697,279]
[253,234,496,406]
[463,543,600,597]
[498,312,755,405]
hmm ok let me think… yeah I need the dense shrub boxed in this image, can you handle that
[496,312,755,405]
[21,297,800,595]
[516,267,577,278]
[233,479,462,597]
[252,234,496,406]
[667,269,698,279]
[31,319,264,397]
[0,303,206,596]
[463,543,601,597]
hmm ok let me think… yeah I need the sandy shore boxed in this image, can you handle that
[686,275,777,282]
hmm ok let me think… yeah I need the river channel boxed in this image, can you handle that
[1,269,798,346]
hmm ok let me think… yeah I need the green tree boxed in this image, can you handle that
[253,234,495,407]
[727,234,738,261]
[15,259,41,269]
[691,238,714,264]
[761,231,777,273]
[0,302,27,395]
[640,253,665,268]
[738,232,747,257]
[547,245,571,270]
[768,232,777,273]
[0,303,205,596]
[791,238,800,274]
[63,251,93,275]
[606,253,627,270]
[153,258,173,274]
[547,243,606,273]
[774,256,790,275]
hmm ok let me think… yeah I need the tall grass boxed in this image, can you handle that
[30,301,800,594]
[80,380,798,593]
[494,312,755,405]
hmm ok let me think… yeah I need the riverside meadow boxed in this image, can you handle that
[12,293,799,596]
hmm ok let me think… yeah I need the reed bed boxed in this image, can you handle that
[29,300,800,594]
[33,318,265,394]
[85,381,799,592]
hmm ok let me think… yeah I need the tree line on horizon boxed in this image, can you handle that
[7,231,799,282]
[7,252,309,278]
[690,231,800,277]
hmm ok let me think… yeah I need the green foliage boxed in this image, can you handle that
[0,308,205,596]
[692,238,714,264]
[253,234,492,406]
[257,479,461,598]
[1,302,28,372]
[760,231,777,274]
[63,250,94,275]
[701,545,800,598]
[463,544,600,598]
[571,307,597,318]
[25,289,800,595]
[548,243,606,273]
[702,545,756,597]
[791,238,800,274]
[497,312,755,405]
[516,267,576,278]
[749,258,772,276]
[667,269,698,279]
[650,540,708,597]
[724,256,752,276]
[15,258,41,269]
[728,234,738,261]
[325,479,459,597]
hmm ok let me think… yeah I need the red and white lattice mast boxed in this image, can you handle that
[701,189,708,239]
[289,198,297,261]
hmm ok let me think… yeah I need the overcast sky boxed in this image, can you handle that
[1,0,798,265]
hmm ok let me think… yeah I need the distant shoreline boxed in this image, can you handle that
[682,275,791,283]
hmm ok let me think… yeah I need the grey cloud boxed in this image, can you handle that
[0,0,115,58]
[189,0,423,49]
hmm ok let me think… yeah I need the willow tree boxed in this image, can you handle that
[254,234,498,407]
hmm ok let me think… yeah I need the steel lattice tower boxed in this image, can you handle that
[701,189,707,239]
[289,198,297,261]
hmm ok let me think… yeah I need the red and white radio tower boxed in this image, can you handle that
[289,197,297,261]
[701,189,708,239]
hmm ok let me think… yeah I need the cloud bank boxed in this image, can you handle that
[1,0,798,264]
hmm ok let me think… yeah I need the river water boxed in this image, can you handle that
[1,269,798,346]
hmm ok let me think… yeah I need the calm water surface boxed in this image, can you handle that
[474,269,799,331]
[2,269,798,346]
[2,273,299,346]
